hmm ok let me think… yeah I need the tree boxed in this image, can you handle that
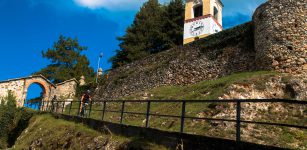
[0,91,17,148]
[110,0,184,68]
[110,0,167,68]
[35,35,95,83]
[163,0,184,47]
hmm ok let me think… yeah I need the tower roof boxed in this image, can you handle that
[186,0,224,7]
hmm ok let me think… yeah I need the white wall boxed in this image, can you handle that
[184,17,222,40]
[210,18,222,34]
[210,0,223,26]
[184,17,211,39]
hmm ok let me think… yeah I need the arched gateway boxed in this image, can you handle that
[0,75,78,107]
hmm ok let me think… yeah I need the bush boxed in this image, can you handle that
[0,91,17,148]
[0,91,35,148]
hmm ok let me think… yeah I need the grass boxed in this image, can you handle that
[14,114,168,150]
[59,71,306,149]
[123,71,278,100]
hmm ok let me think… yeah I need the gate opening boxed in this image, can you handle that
[24,83,46,110]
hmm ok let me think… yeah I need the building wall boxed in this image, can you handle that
[210,0,222,25]
[184,17,212,39]
[253,0,307,74]
[185,0,211,20]
[0,80,25,106]
[184,0,223,44]
[55,79,78,99]
[0,76,77,107]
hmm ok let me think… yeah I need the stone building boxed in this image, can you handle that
[0,75,78,107]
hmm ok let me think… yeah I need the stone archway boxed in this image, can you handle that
[23,82,48,109]
[0,75,78,107]
[24,80,50,102]
[20,75,56,107]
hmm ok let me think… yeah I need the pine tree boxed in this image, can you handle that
[110,0,185,68]
[110,0,167,67]
[163,0,184,47]
[0,91,17,148]
[35,35,95,83]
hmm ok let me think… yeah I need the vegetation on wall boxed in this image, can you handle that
[35,35,95,84]
[110,0,184,68]
[192,22,254,52]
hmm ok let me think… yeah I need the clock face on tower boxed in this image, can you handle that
[190,21,205,36]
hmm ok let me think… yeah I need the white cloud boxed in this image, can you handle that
[74,0,148,10]
[74,0,104,9]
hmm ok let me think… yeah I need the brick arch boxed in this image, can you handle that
[21,75,57,105]
[24,80,50,101]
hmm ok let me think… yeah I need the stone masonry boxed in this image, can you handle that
[254,0,307,74]
[55,79,78,99]
[96,0,306,100]
[0,75,78,107]
[96,23,256,100]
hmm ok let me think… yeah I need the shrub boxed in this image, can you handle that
[0,91,35,148]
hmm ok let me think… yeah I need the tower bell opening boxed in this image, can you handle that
[194,5,203,18]
[214,7,219,20]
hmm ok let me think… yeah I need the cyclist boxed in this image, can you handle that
[79,90,92,117]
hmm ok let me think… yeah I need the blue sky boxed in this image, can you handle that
[0,0,266,100]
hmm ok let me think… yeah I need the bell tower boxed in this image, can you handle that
[183,0,223,44]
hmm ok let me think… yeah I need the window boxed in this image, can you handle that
[214,7,219,20]
[194,5,203,18]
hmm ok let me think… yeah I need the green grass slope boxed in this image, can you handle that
[123,71,278,100]
[13,114,168,150]
[68,71,306,149]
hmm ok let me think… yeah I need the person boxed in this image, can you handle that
[51,95,57,112]
[79,90,92,117]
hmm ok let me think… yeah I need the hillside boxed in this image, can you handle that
[13,114,167,150]
[88,0,306,148]
[95,0,306,101]
[85,72,307,149]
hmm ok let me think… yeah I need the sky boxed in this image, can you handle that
[0,0,266,100]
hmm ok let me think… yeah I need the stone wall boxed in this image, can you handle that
[0,79,26,106]
[0,75,77,107]
[55,79,78,99]
[96,23,257,100]
[96,0,306,100]
[253,0,307,74]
